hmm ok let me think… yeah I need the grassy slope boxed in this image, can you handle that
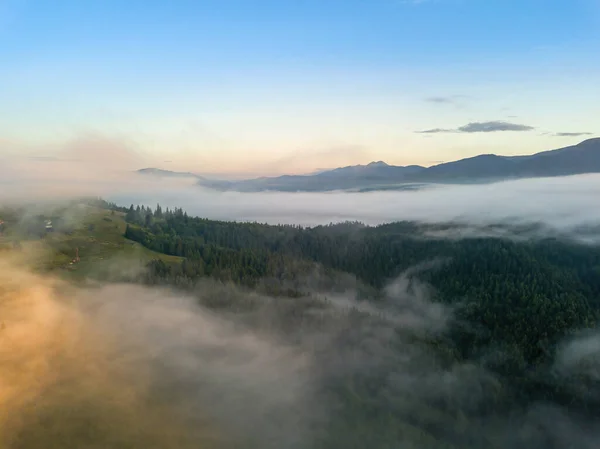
[0,205,182,282]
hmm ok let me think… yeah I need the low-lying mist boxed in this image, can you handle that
[2,251,600,449]
[3,157,600,241]
[114,174,600,240]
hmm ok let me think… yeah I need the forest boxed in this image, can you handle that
[113,201,600,447]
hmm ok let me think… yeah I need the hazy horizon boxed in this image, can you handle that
[3,149,600,242]
[138,136,600,179]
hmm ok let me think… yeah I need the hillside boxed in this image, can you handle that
[0,203,182,281]
[134,138,600,192]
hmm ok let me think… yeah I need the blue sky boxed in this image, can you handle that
[1,0,599,174]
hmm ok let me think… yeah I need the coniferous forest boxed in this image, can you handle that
[114,201,600,448]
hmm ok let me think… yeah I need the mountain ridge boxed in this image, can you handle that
[137,137,600,192]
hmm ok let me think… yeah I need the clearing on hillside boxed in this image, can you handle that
[0,203,182,282]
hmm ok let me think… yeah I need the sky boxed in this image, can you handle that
[1,0,599,176]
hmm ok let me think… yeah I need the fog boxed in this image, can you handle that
[0,253,451,449]
[3,157,600,240]
[107,173,600,242]
[2,251,600,448]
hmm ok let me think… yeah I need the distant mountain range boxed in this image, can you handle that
[137,138,600,192]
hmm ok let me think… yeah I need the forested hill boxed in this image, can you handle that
[121,204,600,448]
[123,203,600,370]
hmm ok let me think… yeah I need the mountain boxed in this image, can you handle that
[138,138,600,192]
[317,161,424,178]
[412,138,600,182]
[191,161,426,192]
[214,138,600,191]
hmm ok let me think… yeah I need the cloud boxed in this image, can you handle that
[0,132,207,203]
[417,121,535,134]
[12,254,600,448]
[416,127,456,134]
[0,257,317,449]
[11,250,599,449]
[424,95,469,106]
[460,121,535,132]
[1,132,145,168]
[0,247,492,449]
[554,132,594,137]
[104,174,600,244]
[0,158,198,205]
[58,132,144,168]
[425,97,456,104]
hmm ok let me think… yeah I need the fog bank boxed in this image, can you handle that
[2,249,600,448]
[3,156,600,239]
[108,174,600,240]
